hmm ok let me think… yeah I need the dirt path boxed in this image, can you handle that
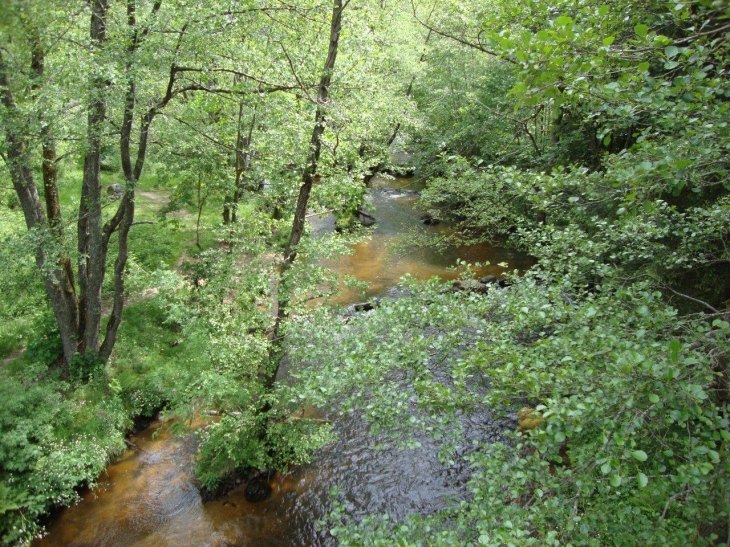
[2,346,26,367]
[137,189,171,206]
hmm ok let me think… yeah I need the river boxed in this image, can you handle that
[35,175,532,547]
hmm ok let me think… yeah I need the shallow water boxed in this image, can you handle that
[312,175,533,304]
[35,175,529,547]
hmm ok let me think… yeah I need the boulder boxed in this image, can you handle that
[106,183,125,197]
[479,275,498,285]
[357,210,377,227]
[420,212,441,226]
[452,279,488,294]
[244,476,272,503]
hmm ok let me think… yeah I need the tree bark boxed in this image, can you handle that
[1,43,81,363]
[77,0,111,356]
[265,0,347,391]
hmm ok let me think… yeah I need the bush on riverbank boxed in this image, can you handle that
[0,356,127,545]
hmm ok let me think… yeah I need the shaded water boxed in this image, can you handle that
[35,175,529,547]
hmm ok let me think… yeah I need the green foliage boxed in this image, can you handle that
[0,230,50,359]
[157,232,340,488]
[5,0,727,544]
[0,360,128,545]
[313,1,730,543]
[416,0,730,304]
[290,277,729,546]
[69,353,104,384]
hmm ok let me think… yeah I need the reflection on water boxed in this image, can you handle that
[311,175,533,304]
[35,175,530,547]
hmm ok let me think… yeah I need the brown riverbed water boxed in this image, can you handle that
[312,175,533,304]
[35,175,531,547]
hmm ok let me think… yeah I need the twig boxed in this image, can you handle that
[664,285,721,314]
[659,487,686,520]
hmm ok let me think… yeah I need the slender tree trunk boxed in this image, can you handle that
[100,0,162,361]
[224,102,246,224]
[282,3,344,268]
[195,175,208,250]
[386,29,431,148]
[0,45,81,363]
[265,0,347,391]
[225,99,260,223]
[34,42,80,360]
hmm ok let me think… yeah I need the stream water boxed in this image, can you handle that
[35,176,532,547]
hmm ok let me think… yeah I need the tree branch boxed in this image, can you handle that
[409,0,516,63]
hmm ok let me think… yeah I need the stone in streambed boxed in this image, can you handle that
[452,279,488,294]
[516,407,543,433]
[244,477,272,503]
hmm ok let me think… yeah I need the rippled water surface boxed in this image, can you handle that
[312,175,533,304]
[35,175,529,547]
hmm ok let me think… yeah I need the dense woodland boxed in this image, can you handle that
[1,0,729,545]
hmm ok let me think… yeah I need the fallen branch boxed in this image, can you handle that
[664,285,721,314]
[287,415,331,423]
[305,209,338,218]
[124,439,154,455]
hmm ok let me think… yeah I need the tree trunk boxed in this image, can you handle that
[265,0,347,391]
[100,0,162,361]
[225,100,260,224]
[77,0,111,356]
[282,2,344,268]
[0,45,81,363]
[386,29,431,148]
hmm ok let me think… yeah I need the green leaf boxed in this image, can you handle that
[598,5,610,16]
[664,45,679,58]
[603,36,615,46]
[634,24,649,38]
[610,475,622,487]
[631,450,648,462]
[648,394,660,404]
[637,472,648,488]
[638,61,650,71]
[669,339,681,362]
